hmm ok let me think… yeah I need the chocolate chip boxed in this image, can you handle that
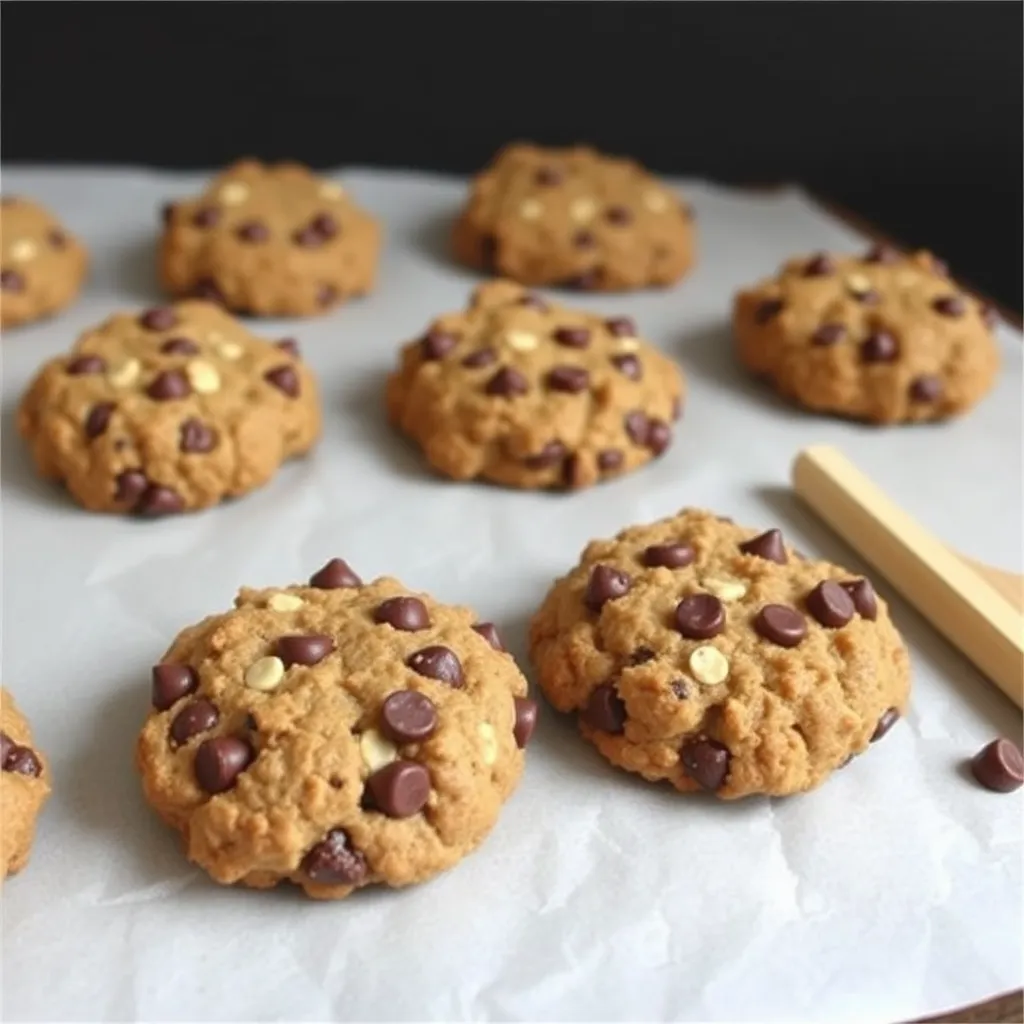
[147,370,191,401]
[803,253,835,276]
[374,596,430,632]
[864,244,899,264]
[547,365,590,393]
[624,411,648,445]
[605,317,636,337]
[421,329,459,360]
[630,646,656,665]
[472,622,505,651]
[485,367,529,397]
[317,284,339,307]
[4,745,41,777]
[365,760,430,818]
[161,337,200,355]
[513,697,538,748]
[970,739,1024,793]
[407,646,463,687]
[643,542,695,569]
[525,440,567,469]
[860,331,899,363]
[170,699,220,745]
[680,737,730,791]
[303,828,368,885]
[265,365,300,397]
[675,594,726,640]
[67,355,106,375]
[840,578,877,620]
[581,683,626,734]
[480,235,498,271]
[276,634,335,668]
[646,419,671,455]
[135,484,185,517]
[312,213,338,238]
[276,338,300,358]
[293,225,324,248]
[115,469,148,503]
[611,354,642,380]
[462,348,496,368]
[806,580,855,628]
[534,166,563,186]
[140,307,178,331]
[192,277,226,305]
[151,663,199,710]
[852,288,881,305]
[1,269,25,292]
[754,298,784,324]
[0,731,13,768]
[605,205,632,225]
[236,220,269,243]
[85,403,115,440]
[309,558,361,589]
[194,736,253,793]
[380,691,438,744]
[932,295,966,318]
[179,418,217,453]
[871,707,900,742]
[49,229,67,249]
[671,680,690,699]
[573,230,596,250]
[597,449,624,472]
[552,326,591,348]
[908,374,943,403]
[811,323,846,346]
[739,528,787,564]
[192,206,221,228]
[563,268,602,290]
[585,564,632,613]
[754,605,807,647]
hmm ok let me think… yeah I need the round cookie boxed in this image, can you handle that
[136,558,538,899]
[17,300,320,516]
[160,160,380,317]
[386,279,685,490]
[0,196,88,328]
[1,689,51,881]
[733,247,1000,423]
[529,509,910,799]
[453,143,696,291]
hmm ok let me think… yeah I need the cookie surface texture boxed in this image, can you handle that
[386,279,685,489]
[453,143,696,291]
[17,300,320,515]
[136,560,537,898]
[160,160,379,317]
[733,247,1000,423]
[1,689,51,880]
[0,196,88,328]
[529,509,911,799]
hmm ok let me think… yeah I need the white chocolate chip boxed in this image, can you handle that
[360,729,398,772]
[689,646,730,686]
[569,197,597,223]
[9,239,37,262]
[702,576,748,602]
[504,330,538,352]
[845,273,872,295]
[319,182,346,200]
[186,360,221,394]
[615,337,641,353]
[218,181,250,205]
[216,340,243,360]
[108,359,141,388]
[478,722,498,766]
[642,190,669,213]
[267,592,304,612]
[519,198,543,221]
[244,655,285,692]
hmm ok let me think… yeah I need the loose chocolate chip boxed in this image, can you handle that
[151,663,199,710]
[462,347,497,368]
[754,605,807,647]
[135,484,185,517]
[115,469,148,503]
[597,449,624,472]
[1,269,25,292]
[932,295,966,318]
[585,564,632,613]
[85,403,115,440]
[5,746,42,777]
[624,411,649,446]
[309,558,361,589]
[547,365,590,393]
[573,230,596,250]
[806,580,855,628]
[605,205,632,225]
[534,166,563,186]
[525,440,567,469]
[754,298,784,324]
[552,326,591,348]
[518,294,549,312]
[192,277,226,305]
[421,329,459,361]
[276,338,300,358]
[611,354,642,380]
[864,244,899,264]
[803,253,835,276]
[265,365,300,397]
[840,578,878,620]
[374,596,430,632]
[192,206,220,228]
[179,417,217,453]
[407,646,464,687]
[811,323,846,346]
[67,355,106,375]
[236,220,269,243]
[365,760,431,818]
[194,736,253,793]
[871,708,900,742]
[860,331,899,363]
[563,268,602,290]
[643,542,695,569]
[147,370,192,401]
[739,528,788,564]
[472,622,505,650]
[582,683,626,734]
[485,366,529,397]
[140,307,178,331]
[675,594,726,639]
[276,634,336,668]
[680,737,730,791]
[671,680,690,699]
[380,691,438,744]
[170,699,220,745]
[630,646,656,665]
[513,697,539,748]
[970,739,1024,793]
[161,337,200,355]
[302,828,368,885]
[646,419,671,455]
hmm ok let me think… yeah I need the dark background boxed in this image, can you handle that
[3,1,1021,310]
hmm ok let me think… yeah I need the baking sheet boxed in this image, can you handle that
[0,167,1020,1024]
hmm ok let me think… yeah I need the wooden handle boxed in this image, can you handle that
[792,445,1024,710]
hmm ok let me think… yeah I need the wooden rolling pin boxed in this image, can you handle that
[792,445,1024,709]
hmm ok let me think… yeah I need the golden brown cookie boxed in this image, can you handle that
[386,279,685,490]
[529,509,910,799]
[18,300,320,516]
[0,196,88,328]
[453,143,696,291]
[159,160,380,317]
[136,558,538,899]
[733,247,1000,423]
[1,689,51,881]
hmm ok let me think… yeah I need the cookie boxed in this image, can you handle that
[452,143,696,291]
[136,558,538,898]
[159,160,380,317]
[529,509,910,799]
[1,689,51,880]
[386,279,685,489]
[0,196,88,328]
[733,247,1000,423]
[17,300,320,516]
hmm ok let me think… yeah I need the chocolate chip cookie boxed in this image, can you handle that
[453,143,696,291]
[0,196,88,328]
[529,509,910,799]
[18,300,320,516]
[136,559,537,898]
[1,689,51,881]
[160,160,380,317]
[386,280,685,489]
[733,247,1000,423]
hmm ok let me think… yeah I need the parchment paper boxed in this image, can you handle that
[1,167,1020,1024]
